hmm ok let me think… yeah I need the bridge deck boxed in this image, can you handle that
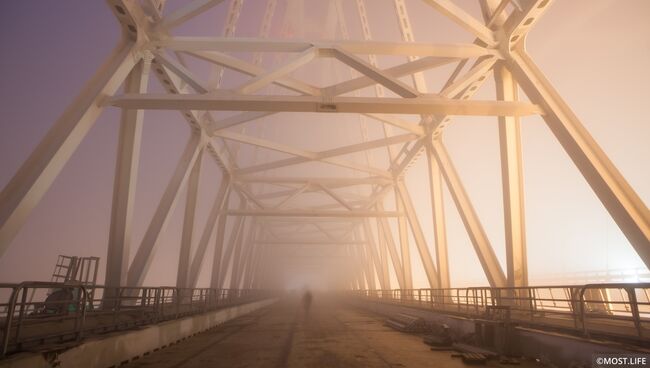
[121,295,534,368]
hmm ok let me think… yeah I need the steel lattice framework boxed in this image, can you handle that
[0,0,648,291]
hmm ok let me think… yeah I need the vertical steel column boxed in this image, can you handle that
[188,176,230,287]
[507,50,650,268]
[396,181,440,288]
[105,58,149,290]
[431,139,507,287]
[215,203,246,288]
[177,149,204,288]
[241,225,260,289]
[396,193,413,289]
[363,219,388,289]
[0,42,139,256]
[377,221,390,289]
[232,219,256,289]
[495,63,528,287]
[425,140,450,288]
[354,227,375,290]
[375,211,405,288]
[127,133,203,287]
[208,192,232,289]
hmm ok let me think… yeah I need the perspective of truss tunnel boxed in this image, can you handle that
[0,0,648,295]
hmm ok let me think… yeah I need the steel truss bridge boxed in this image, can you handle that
[0,0,649,365]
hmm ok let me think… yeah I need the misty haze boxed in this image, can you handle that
[0,0,648,367]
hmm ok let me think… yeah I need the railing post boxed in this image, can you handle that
[13,287,28,349]
[175,288,181,319]
[75,286,88,341]
[627,287,643,339]
[1,286,20,358]
[579,286,588,337]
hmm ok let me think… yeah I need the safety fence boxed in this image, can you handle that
[351,283,650,343]
[0,282,271,357]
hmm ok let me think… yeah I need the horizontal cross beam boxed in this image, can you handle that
[226,209,402,217]
[235,176,392,185]
[110,93,542,116]
[158,37,499,58]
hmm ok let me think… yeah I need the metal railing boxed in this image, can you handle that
[0,282,271,357]
[351,283,650,343]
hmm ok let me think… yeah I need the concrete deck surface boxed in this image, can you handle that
[122,294,536,368]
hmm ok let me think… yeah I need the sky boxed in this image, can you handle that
[0,0,648,289]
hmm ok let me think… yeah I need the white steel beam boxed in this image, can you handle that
[111,93,542,116]
[375,209,405,288]
[495,63,527,287]
[236,176,391,186]
[432,139,507,287]
[188,176,231,287]
[241,226,260,289]
[208,0,244,90]
[0,42,139,256]
[177,149,204,288]
[152,51,209,93]
[507,50,650,268]
[188,51,320,96]
[396,192,413,289]
[157,0,226,30]
[392,0,428,92]
[257,241,365,245]
[236,47,317,94]
[219,215,247,288]
[322,56,454,97]
[318,184,354,210]
[425,140,450,288]
[160,37,499,59]
[227,209,402,218]
[396,181,439,288]
[106,59,150,290]
[440,57,498,99]
[210,200,243,288]
[331,47,419,98]
[354,227,376,290]
[216,130,392,178]
[274,184,309,209]
[127,135,203,286]
[363,114,424,135]
[209,111,273,132]
[363,219,388,289]
[202,188,231,288]
[148,53,232,172]
[231,219,254,289]
[235,133,416,176]
[420,0,496,45]
[377,223,390,290]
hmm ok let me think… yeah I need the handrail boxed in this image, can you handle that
[350,283,649,343]
[0,282,271,358]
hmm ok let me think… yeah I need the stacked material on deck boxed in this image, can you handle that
[384,313,428,333]
[452,343,498,358]
[459,352,488,365]
[423,322,452,349]
[450,343,500,365]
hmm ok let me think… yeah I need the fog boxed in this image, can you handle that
[0,0,648,289]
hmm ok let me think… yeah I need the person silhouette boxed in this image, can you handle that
[302,290,313,314]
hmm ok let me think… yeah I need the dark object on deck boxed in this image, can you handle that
[430,346,454,351]
[452,343,498,358]
[385,313,428,333]
[423,334,452,347]
[302,290,312,313]
[460,353,488,365]
[33,288,75,315]
[423,322,451,347]
[499,357,521,365]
